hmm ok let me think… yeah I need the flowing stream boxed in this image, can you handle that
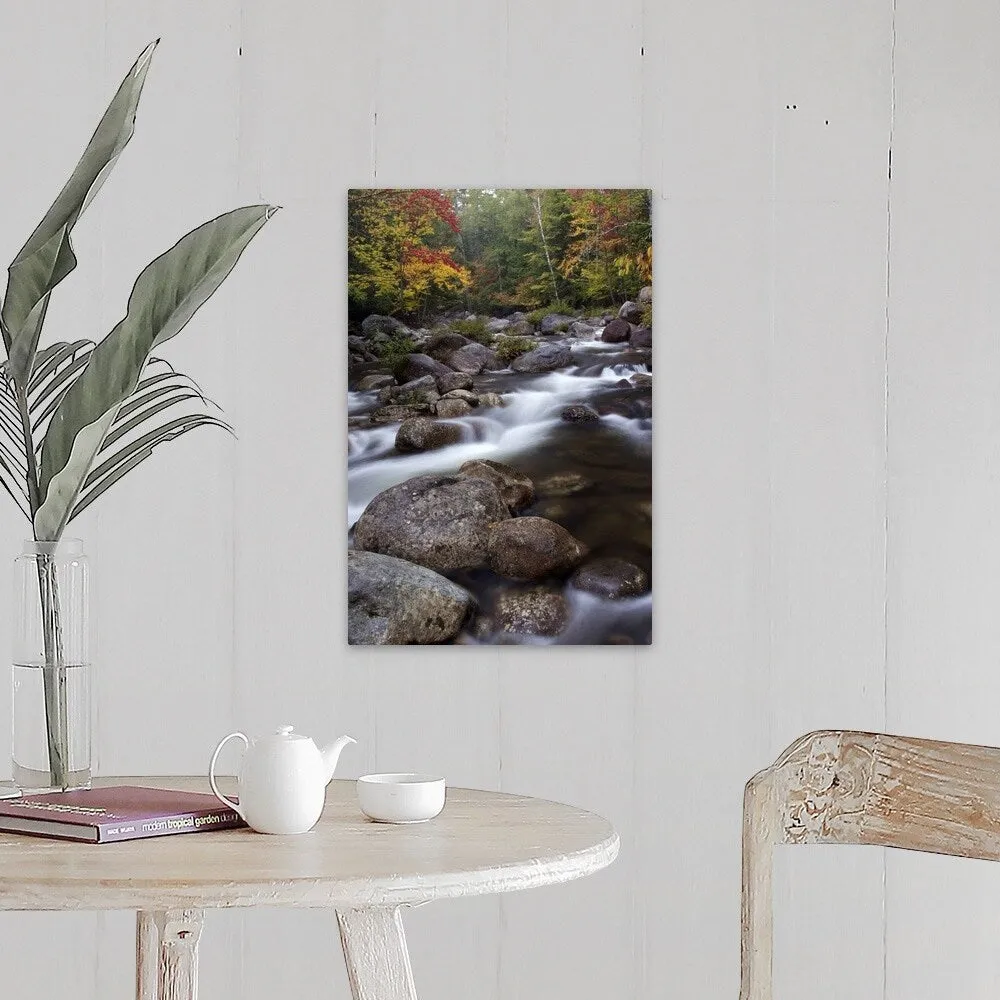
[348,337,653,644]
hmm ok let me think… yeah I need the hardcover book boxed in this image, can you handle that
[0,785,246,843]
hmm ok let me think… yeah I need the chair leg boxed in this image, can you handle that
[741,774,776,1000]
[136,911,159,1000]
[337,906,419,1000]
[135,909,203,1000]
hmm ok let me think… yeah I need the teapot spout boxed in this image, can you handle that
[320,734,357,783]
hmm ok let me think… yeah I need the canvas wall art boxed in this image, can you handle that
[348,189,652,645]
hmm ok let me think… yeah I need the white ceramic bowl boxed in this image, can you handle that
[357,773,446,823]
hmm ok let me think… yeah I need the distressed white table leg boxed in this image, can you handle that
[337,906,419,1000]
[140,909,203,1000]
[136,911,160,1000]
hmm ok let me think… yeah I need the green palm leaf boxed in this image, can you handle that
[0,381,30,517]
[2,42,157,387]
[34,203,277,541]
[71,412,232,522]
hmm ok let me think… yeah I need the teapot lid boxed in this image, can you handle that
[268,724,309,742]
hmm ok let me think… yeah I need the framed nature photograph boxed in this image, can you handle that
[348,189,652,645]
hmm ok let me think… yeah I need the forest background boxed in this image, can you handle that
[348,188,653,324]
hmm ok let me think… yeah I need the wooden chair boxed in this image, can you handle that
[740,729,1000,1000]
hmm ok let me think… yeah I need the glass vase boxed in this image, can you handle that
[12,538,91,791]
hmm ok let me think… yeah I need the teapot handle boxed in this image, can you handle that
[209,732,249,821]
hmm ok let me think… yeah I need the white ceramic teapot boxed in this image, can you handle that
[209,726,356,834]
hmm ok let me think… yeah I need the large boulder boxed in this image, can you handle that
[427,332,472,361]
[445,342,502,375]
[434,397,474,418]
[394,353,453,383]
[601,319,632,343]
[348,550,473,644]
[618,301,642,324]
[638,285,653,305]
[486,317,511,334]
[436,371,474,393]
[353,474,510,572]
[486,517,588,580]
[458,460,535,512]
[493,586,570,637]
[395,418,463,452]
[510,342,572,373]
[391,374,440,405]
[630,327,652,350]
[568,321,596,339]
[361,315,408,339]
[571,557,650,599]
[538,313,575,334]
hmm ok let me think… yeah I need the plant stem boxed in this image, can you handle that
[36,553,68,788]
[14,383,69,788]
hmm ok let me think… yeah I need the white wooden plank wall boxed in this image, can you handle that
[0,1,994,998]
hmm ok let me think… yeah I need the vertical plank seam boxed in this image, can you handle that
[882,4,898,1000]
[232,1,247,995]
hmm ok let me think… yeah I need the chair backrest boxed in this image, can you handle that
[740,730,1000,1000]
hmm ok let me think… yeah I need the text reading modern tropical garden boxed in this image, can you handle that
[348,189,652,646]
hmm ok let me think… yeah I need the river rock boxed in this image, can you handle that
[354,473,510,572]
[436,371,474,393]
[493,586,570,637]
[392,374,440,405]
[458,459,535,512]
[427,332,472,361]
[507,319,536,338]
[539,313,575,334]
[395,353,452,382]
[348,550,473,644]
[441,389,479,404]
[486,317,511,334]
[434,397,474,418]
[361,314,408,339]
[638,285,653,305]
[486,517,587,580]
[445,342,502,375]
[538,472,594,496]
[510,342,572,373]
[571,557,650,599]
[369,403,431,424]
[568,320,596,339]
[395,418,463,452]
[560,404,600,423]
[477,392,506,409]
[601,319,631,343]
[630,327,652,350]
[618,300,642,323]
[357,374,396,391]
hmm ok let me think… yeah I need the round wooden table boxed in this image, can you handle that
[0,776,619,999]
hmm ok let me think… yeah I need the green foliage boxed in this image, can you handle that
[450,317,492,345]
[495,336,536,363]
[640,303,653,329]
[376,332,418,370]
[0,42,274,541]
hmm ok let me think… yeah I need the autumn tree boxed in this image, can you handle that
[559,189,653,304]
[348,189,470,320]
